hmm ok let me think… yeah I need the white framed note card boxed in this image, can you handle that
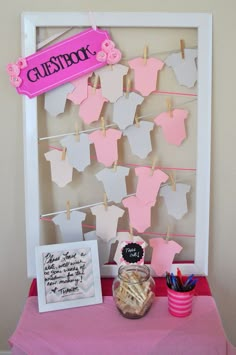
[21,12,212,278]
[35,240,102,312]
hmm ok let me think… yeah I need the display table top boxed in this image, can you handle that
[10,295,236,355]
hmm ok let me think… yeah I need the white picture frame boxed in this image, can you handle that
[35,240,102,312]
[21,12,212,278]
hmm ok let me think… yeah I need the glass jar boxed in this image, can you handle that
[112,264,155,319]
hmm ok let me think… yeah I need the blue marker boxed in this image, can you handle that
[183,274,194,289]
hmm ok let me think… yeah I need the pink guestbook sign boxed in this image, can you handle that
[7,28,113,98]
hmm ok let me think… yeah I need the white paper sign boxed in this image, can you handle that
[35,241,102,312]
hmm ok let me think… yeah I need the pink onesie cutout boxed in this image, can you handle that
[122,196,155,233]
[44,149,73,187]
[67,73,92,105]
[128,57,164,96]
[150,238,183,276]
[89,128,122,167]
[78,86,108,124]
[135,167,169,204]
[154,109,188,146]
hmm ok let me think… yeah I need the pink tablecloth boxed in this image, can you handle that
[9,296,236,355]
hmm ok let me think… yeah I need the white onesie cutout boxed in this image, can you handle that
[44,149,73,187]
[44,83,74,117]
[90,204,125,242]
[123,121,154,159]
[96,64,129,103]
[165,49,198,88]
[84,230,115,267]
[52,211,86,243]
[96,166,130,203]
[112,92,144,130]
[60,133,91,172]
[160,183,191,220]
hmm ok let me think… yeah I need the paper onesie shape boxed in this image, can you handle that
[122,196,155,233]
[90,204,125,242]
[78,86,108,124]
[52,211,86,243]
[67,73,92,105]
[150,238,183,276]
[96,64,129,103]
[135,167,169,204]
[44,149,73,187]
[112,92,144,130]
[96,166,130,203]
[113,232,147,266]
[89,128,122,167]
[128,57,164,96]
[160,183,191,220]
[123,121,154,159]
[44,83,74,117]
[60,133,91,172]
[154,109,188,146]
[165,49,198,88]
[84,230,115,267]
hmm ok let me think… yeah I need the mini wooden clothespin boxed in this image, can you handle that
[100,117,106,136]
[113,160,118,172]
[166,98,173,118]
[66,200,71,220]
[103,192,108,211]
[129,224,134,241]
[180,39,185,59]
[61,147,67,160]
[143,45,148,65]
[166,225,170,241]
[74,121,80,141]
[125,77,131,98]
[169,171,176,191]
[150,156,157,176]
[93,75,99,94]
[134,115,140,127]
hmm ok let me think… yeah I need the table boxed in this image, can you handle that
[9,296,236,355]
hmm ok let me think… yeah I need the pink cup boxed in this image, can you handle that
[167,287,195,317]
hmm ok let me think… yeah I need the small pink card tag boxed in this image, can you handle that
[7,28,112,98]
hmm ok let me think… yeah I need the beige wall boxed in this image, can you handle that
[0,0,235,350]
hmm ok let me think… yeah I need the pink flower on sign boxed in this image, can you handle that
[96,51,107,62]
[16,57,27,69]
[10,75,22,88]
[96,40,122,65]
[7,57,27,88]
[7,63,20,76]
[107,48,122,65]
[102,39,115,53]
